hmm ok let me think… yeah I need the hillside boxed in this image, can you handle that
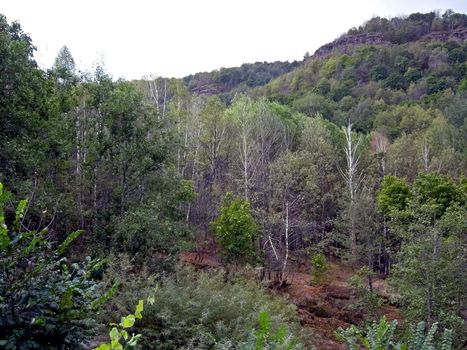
[183,60,300,101]
[314,10,467,59]
[254,13,466,139]
[0,9,466,350]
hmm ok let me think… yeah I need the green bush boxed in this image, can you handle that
[95,299,154,350]
[240,311,305,350]
[114,202,192,270]
[370,65,389,81]
[98,254,158,324]
[336,316,453,350]
[135,266,306,349]
[347,267,381,318]
[310,253,327,286]
[211,192,257,263]
[0,183,104,349]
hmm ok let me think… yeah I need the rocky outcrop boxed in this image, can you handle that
[419,27,467,42]
[313,33,390,58]
[312,28,467,59]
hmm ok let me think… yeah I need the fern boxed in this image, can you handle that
[241,310,301,350]
[439,329,452,350]
[57,230,83,254]
[408,322,448,350]
[337,317,453,350]
[409,321,426,349]
[422,323,438,350]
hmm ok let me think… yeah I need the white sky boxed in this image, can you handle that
[2,0,466,79]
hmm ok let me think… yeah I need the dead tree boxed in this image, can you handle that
[340,123,364,259]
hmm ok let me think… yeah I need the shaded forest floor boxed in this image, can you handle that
[180,250,400,350]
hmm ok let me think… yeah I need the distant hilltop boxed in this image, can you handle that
[313,28,467,59]
[313,11,467,59]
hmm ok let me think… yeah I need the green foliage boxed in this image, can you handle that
[0,14,52,182]
[57,229,84,254]
[211,192,257,262]
[114,200,191,269]
[374,105,439,141]
[384,72,408,90]
[0,10,466,350]
[404,67,422,83]
[95,299,154,350]
[411,173,462,217]
[348,267,381,318]
[0,184,103,349]
[337,316,454,350]
[53,45,76,82]
[310,253,327,286]
[380,174,466,342]
[337,316,400,350]
[370,65,389,81]
[377,175,410,216]
[389,202,466,339]
[426,75,449,95]
[268,115,341,255]
[97,254,158,323]
[0,183,9,249]
[292,92,335,120]
[348,10,466,44]
[409,321,453,350]
[260,13,466,140]
[136,266,305,349]
[183,61,298,100]
[458,77,467,91]
[239,310,303,350]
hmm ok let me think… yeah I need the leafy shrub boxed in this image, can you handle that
[336,316,399,350]
[370,65,389,81]
[211,193,257,263]
[384,72,408,90]
[408,321,452,350]
[98,254,157,324]
[0,183,104,349]
[404,67,422,83]
[135,266,306,349]
[239,311,305,350]
[114,201,192,271]
[292,92,335,120]
[458,77,467,91]
[95,299,154,350]
[347,267,381,318]
[336,316,453,350]
[310,253,327,286]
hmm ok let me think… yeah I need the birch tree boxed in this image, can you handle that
[228,95,258,200]
[266,151,312,284]
[340,123,364,259]
[145,75,167,121]
[371,131,390,178]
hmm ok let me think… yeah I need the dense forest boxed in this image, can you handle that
[0,9,466,350]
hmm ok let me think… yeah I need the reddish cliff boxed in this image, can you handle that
[312,28,467,59]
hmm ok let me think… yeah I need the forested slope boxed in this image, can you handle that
[183,60,300,102]
[0,10,466,350]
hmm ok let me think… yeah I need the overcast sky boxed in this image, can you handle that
[2,0,466,79]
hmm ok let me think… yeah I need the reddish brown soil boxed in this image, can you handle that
[180,250,222,268]
[179,250,401,350]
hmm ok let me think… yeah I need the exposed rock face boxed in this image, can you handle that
[312,28,467,59]
[313,33,390,58]
[420,27,467,42]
